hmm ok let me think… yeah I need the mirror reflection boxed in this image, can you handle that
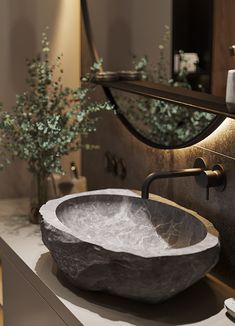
[85,0,231,148]
[112,90,215,147]
[87,0,214,93]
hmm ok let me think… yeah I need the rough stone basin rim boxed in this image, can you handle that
[40,188,220,303]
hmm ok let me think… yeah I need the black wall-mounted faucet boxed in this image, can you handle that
[141,158,226,200]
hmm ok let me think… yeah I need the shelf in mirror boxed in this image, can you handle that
[94,79,232,119]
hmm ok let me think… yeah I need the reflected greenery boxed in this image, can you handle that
[112,27,216,147]
[113,91,215,146]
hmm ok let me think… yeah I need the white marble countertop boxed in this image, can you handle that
[0,194,235,326]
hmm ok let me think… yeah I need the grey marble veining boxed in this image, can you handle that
[40,189,220,303]
[56,194,207,257]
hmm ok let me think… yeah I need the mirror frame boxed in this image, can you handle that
[81,0,226,149]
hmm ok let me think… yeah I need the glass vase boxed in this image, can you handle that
[30,172,48,224]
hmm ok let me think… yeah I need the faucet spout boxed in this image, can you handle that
[141,168,204,199]
[141,158,226,200]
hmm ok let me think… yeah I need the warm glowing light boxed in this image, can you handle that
[51,0,81,173]
[196,118,233,147]
[52,0,80,87]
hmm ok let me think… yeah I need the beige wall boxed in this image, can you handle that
[0,0,81,198]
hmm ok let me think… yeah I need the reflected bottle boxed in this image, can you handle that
[226,69,235,112]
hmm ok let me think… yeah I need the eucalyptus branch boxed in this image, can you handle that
[0,31,113,176]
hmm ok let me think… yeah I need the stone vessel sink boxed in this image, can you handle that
[40,189,219,304]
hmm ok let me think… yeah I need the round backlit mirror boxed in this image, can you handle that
[82,0,225,149]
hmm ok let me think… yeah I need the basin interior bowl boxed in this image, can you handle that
[56,194,207,257]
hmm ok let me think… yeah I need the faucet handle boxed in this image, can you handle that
[206,187,210,200]
[211,164,226,191]
[195,164,226,200]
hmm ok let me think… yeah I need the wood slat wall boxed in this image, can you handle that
[0,263,3,326]
[0,264,2,307]
[0,309,3,326]
[212,0,235,96]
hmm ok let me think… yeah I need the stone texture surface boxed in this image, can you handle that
[40,189,219,303]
